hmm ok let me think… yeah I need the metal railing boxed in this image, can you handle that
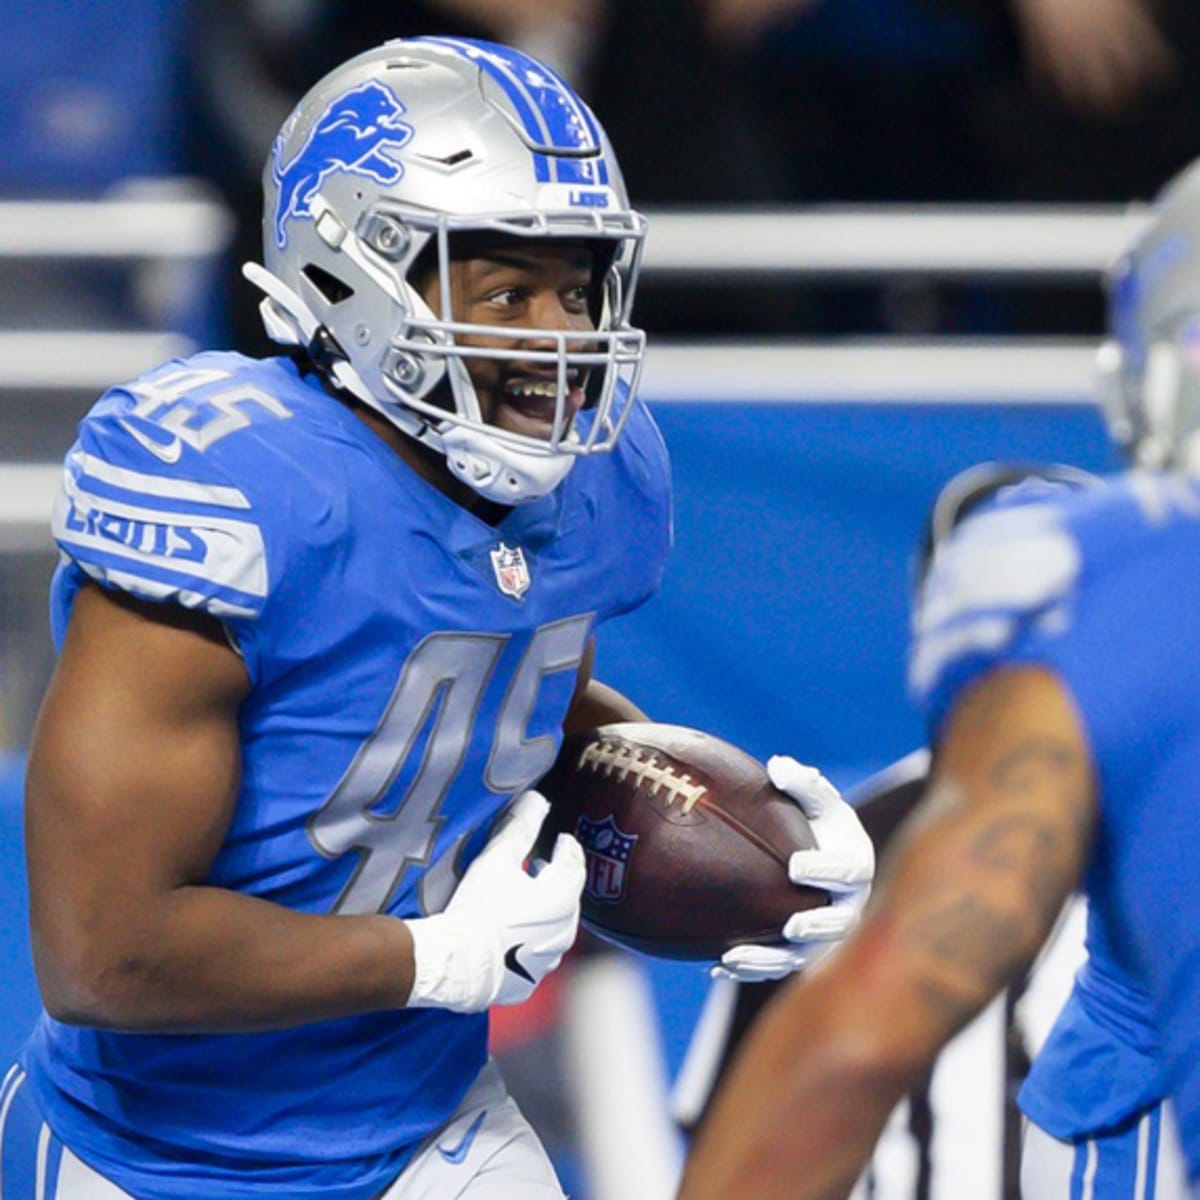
[0,196,1134,541]
[0,197,1136,274]
[639,204,1145,276]
[0,184,233,261]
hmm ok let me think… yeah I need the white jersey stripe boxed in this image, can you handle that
[910,505,1082,697]
[60,475,267,557]
[54,478,268,603]
[917,508,1080,633]
[909,616,1016,694]
[69,449,251,510]
[74,564,262,620]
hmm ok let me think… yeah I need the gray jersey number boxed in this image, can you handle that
[308,615,593,915]
[118,365,293,462]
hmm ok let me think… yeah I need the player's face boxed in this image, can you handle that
[419,239,597,441]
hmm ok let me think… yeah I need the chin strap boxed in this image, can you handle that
[440,423,574,504]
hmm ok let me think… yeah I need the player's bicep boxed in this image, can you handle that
[562,638,648,735]
[26,583,250,994]
[875,665,1096,1038]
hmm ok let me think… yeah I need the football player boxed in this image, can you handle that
[0,37,871,1200]
[678,155,1200,1200]
[928,461,1190,1199]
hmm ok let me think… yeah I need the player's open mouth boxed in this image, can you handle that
[499,377,587,439]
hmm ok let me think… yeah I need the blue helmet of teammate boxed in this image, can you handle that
[1101,156,1200,472]
[247,37,647,503]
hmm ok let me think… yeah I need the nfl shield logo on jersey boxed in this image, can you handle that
[490,542,531,599]
[577,814,638,903]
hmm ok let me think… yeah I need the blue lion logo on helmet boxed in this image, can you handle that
[272,80,414,249]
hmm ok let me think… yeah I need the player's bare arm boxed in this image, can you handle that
[26,582,417,1033]
[677,665,1097,1200]
[562,637,649,733]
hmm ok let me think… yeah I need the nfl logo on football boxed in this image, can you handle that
[577,814,638,902]
[490,541,531,599]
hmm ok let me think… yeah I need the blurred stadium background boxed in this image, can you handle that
[3,0,1195,1196]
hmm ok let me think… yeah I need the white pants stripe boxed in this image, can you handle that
[1021,1102,1190,1200]
[0,1070,126,1200]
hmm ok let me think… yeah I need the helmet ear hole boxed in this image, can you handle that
[302,264,355,305]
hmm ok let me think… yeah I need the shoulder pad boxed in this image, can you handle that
[910,501,1081,697]
[49,357,301,619]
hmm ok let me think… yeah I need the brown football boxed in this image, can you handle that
[537,722,828,960]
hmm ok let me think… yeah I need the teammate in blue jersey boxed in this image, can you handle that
[678,156,1200,1200]
[0,36,872,1200]
[926,462,1190,1199]
[921,460,1190,1200]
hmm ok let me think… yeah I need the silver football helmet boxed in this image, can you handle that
[247,36,647,503]
[1099,156,1200,473]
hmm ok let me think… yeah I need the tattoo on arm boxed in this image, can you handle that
[915,896,1028,995]
[990,736,1084,797]
[902,733,1093,1030]
[985,736,1092,920]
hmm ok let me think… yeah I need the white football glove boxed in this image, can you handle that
[405,790,585,1013]
[712,755,875,983]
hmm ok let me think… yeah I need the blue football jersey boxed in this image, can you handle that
[23,351,672,1199]
[911,471,1200,1178]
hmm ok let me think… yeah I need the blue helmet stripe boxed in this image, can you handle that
[418,37,609,187]
[497,46,609,186]
[525,58,609,186]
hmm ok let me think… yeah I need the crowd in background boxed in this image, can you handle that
[5,0,1200,348]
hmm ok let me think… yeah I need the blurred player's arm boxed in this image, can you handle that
[677,664,1096,1200]
[25,582,420,1033]
[1010,0,1175,117]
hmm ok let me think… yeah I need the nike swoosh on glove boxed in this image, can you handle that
[405,790,585,1013]
[712,755,875,983]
